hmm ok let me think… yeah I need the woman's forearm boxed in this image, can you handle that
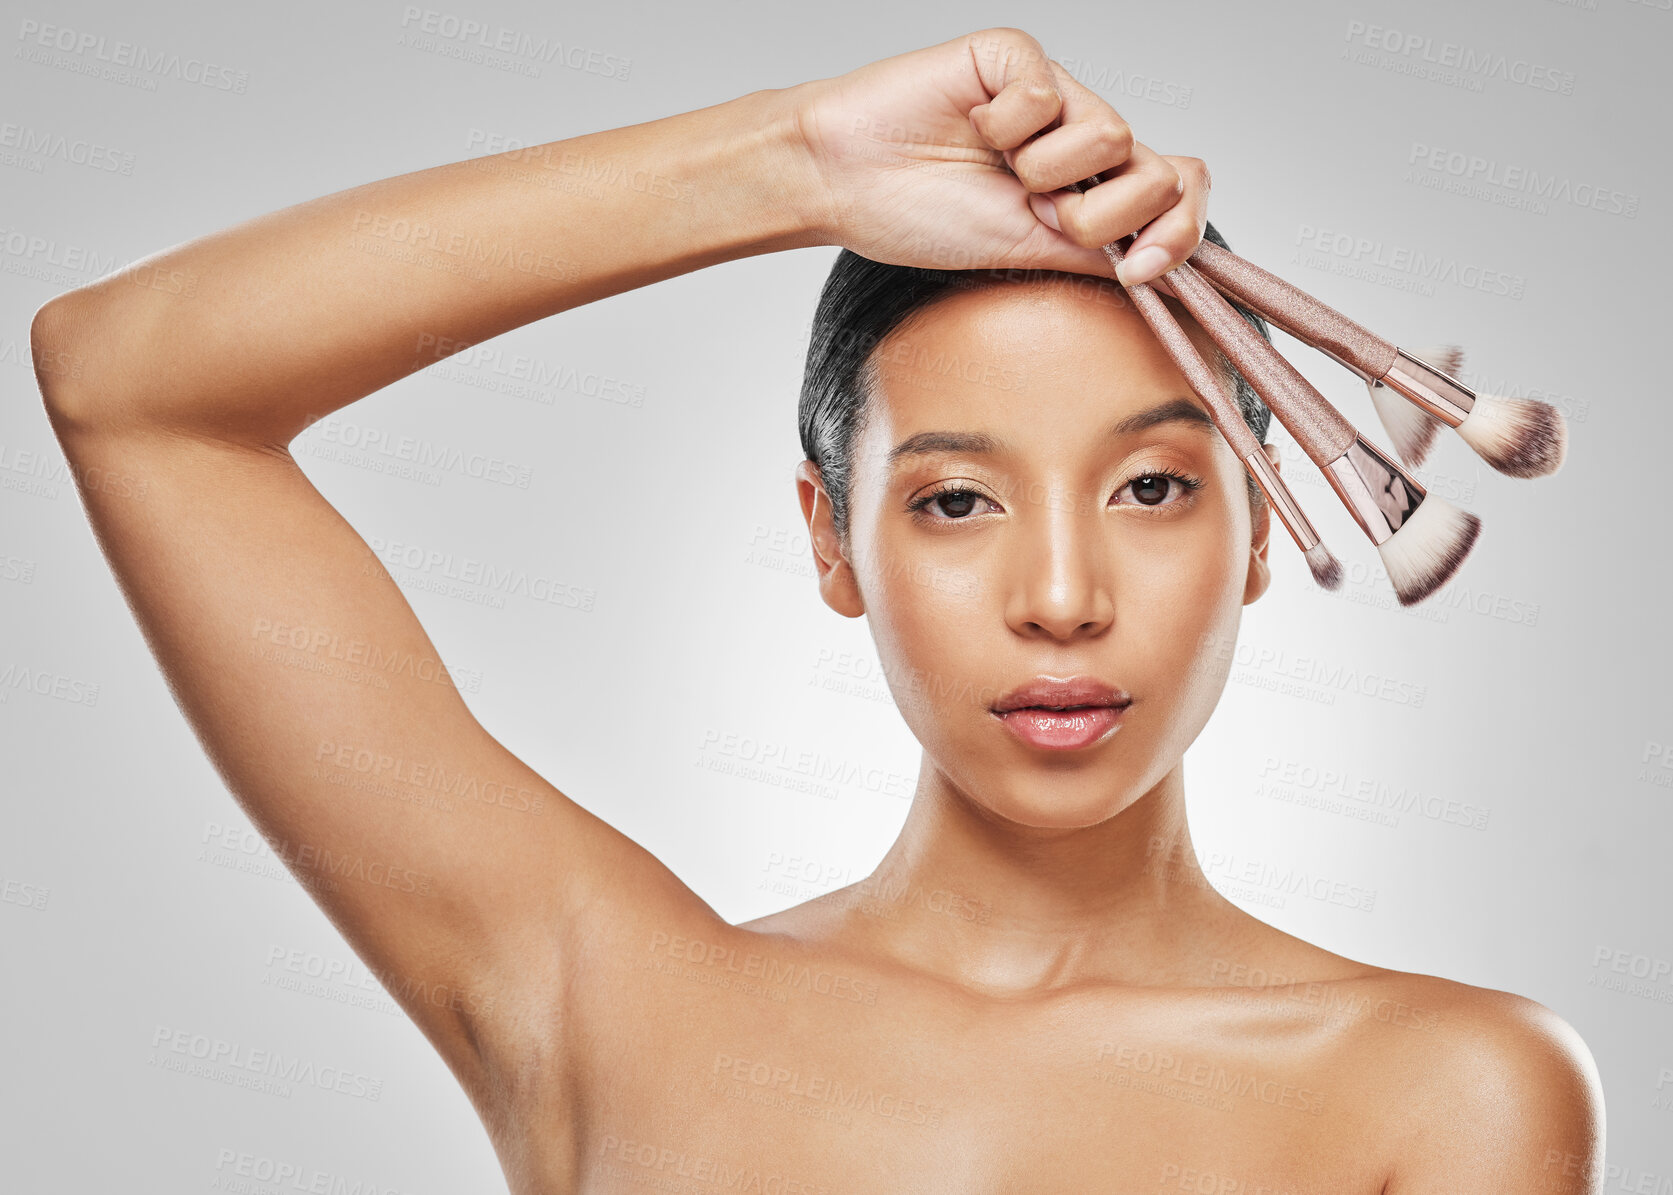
[33,85,823,446]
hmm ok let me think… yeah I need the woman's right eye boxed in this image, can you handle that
[909,485,995,521]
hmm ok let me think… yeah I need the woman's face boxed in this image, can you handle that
[797,276,1275,830]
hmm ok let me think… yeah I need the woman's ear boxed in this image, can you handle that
[1242,441,1278,606]
[796,460,865,618]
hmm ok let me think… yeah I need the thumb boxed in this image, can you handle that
[1017,197,1130,278]
[1027,191,1062,231]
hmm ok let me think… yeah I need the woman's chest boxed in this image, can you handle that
[543,933,1388,1195]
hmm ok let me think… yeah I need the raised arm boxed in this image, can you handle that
[31,85,821,448]
[29,25,1209,1135]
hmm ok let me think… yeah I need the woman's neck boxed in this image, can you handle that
[844,759,1260,997]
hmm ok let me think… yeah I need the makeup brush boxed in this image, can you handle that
[1385,343,1465,464]
[1061,205,1343,590]
[1118,254,1343,590]
[1056,166,1480,605]
[1162,257,1481,605]
[1186,238,1566,478]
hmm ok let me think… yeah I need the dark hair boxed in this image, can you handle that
[798,220,1274,546]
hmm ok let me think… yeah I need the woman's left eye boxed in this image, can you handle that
[1115,471,1200,508]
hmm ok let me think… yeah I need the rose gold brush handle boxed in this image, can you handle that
[1157,259,1360,468]
[1063,177,1476,602]
[1187,239,1398,381]
[1188,240,1479,432]
[1095,239,1322,554]
[1058,176,1339,443]
[1187,237,1564,479]
[1064,176,1326,558]
[1149,256,1445,557]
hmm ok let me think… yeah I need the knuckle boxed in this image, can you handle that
[1091,119,1134,160]
[1012,77,1061,107]
[1151,163,1185,204]
[1180,156,1211,192]
[972,27,1050,73]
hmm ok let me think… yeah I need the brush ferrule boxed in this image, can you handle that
[1243,449,1320,551]
[1382,348,1475,426]
[1322,438,1427,546]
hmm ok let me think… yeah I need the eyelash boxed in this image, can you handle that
[907,467,1204,523]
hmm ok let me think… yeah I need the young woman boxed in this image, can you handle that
[32,26,1601,1195]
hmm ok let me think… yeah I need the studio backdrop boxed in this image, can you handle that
[3,0,1668,1190]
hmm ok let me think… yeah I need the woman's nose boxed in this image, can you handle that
[1002,492,1116,641]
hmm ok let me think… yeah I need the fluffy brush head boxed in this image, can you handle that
[1367,379,1444,469]
[1410,344,1465,375]
[1457,392,1569,478]
[1367,344,1462,469]
[1303,541,1343,591]
[1376,495,1482,607]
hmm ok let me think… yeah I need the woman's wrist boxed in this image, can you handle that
[682,84,834,258]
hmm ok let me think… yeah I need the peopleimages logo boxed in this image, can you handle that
[1095,1042,1327,1115]
[1054,57,1194,109]
[1342,20,1576,95]
[15,19,251,92]
[149,1025,384,1100]
[212,1149,416,1195]
[1292,224,1526,301]
[0,121,135,174]
[303,411,533,489]
[1407,142,1639,219]
[396,7,631,80]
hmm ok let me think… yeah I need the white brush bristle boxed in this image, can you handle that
[1367,378,1444,468]
[1303,541,1343,591]
[1410,344,1465,376]
[1376,494,1481,607]
[1457,392,1568,478]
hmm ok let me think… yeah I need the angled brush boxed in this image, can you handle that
[1160,255,1480,605]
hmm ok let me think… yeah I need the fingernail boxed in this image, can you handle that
[1028,192,1061,232]
[1116,244,1172,287]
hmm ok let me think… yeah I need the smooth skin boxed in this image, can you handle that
[32,27,1601,1195]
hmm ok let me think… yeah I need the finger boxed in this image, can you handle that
[1117,154,1211,288]
[1004,61,1135,193]
[965,29,1065,151]
[1040,141,1184,258]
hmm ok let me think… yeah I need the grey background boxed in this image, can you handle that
[3,0,1669,1188]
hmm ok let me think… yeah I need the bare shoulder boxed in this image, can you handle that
[1338,967,1606,1193]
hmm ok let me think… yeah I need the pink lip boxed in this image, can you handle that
[990,676,1132,752]
[993,705,1127,750]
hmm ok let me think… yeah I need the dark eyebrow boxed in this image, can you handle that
[886,398,1216,467]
